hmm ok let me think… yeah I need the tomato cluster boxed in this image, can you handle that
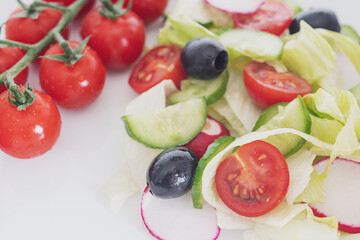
[0,0,168,159]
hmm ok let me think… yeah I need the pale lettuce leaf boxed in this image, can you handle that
[310,115,344,144]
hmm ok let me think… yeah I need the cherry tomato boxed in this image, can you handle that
[243,61,312,109]
[42,0,95,18]
[39,41,106,109]
[232,1,292,36]
[0,89,62,159]
[0,47,28,94]
[128,44,187,94]
[6,7,70,45]
[215,140,289,217]
[80,7,145,70]
[111,0,168,24]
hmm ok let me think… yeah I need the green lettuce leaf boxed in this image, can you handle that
[158,15,218,48]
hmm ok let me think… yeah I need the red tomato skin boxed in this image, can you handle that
[0,89,62,159]
[128,44,187,94]
[39,41,106,109]
[80,8,146,70]
[215,140,289,217]
[232,1,292,36]
[42,0,95,18]
[113,0,168,24]
[0,47,28,94]
[6,7,70,45]
[243,61,312,109]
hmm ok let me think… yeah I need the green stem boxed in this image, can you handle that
[0,39,33,51]
[32,0,68,12]
[0,0,90,87]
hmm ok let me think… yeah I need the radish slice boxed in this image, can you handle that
[141,187,220,240]
[182,116,230,158]
[204,0,265,14]
[310,157,360,234]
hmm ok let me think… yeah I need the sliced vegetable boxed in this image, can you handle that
[122,97,207,149]
[232,1,293,36]
[252,102,287,131]
[141,187,220,240]
[191,135,235,209]
[256,96,312,157]
[219,29,284,62]
[276,0,302,15]
[168,70,229,105]
[147,147,199,199]
[204,0,265,14]
[243,61,312,109]
[341,24,360,44]
[310,157,360,233]
[350,83,360,107]
[182,117,230,158]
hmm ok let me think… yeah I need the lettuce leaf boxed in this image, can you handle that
[158,15,218,48]
[282,21,337,86]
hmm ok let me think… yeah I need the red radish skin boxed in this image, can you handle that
[310,157,360,234]
[182,117,230,158]
[141,187,220,240]
[204,0,265,14]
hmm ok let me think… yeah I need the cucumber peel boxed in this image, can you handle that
[168,70,229,105]
[340,24,360,44]
[191,135,235,209]
[122,97,207,149]
[252,102,288,131]
[256,96,312,158]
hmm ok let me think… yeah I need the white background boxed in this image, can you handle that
[0,0,359,240]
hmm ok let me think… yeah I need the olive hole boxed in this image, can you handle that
[214,51,228,71]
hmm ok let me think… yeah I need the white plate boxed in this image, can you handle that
[0,0,359,239]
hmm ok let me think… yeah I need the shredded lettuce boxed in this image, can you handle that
[310,115,344,144]
[295,170,325,204]
[282,22,337,86]
[158,15,218,48]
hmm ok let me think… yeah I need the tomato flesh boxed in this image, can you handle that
[215,140,289,217]
[232,1,292,36]
[128,44,187,94]
[0,89,61,159]
[0,47,28,94]
[243,61,312,109]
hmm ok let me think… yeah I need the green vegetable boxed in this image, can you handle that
[277,0,302,15]
[219,29,284,62]
[122,97,207,149]
[340,24,360,44]
[252,102,288,131]
[256,96,312,157]
[168,70,229,105]
[191,136,235,209]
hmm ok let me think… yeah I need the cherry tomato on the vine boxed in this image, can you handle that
[232,1,292,36]
[80,7,145,70]
[39,41,106,109]
[128,44,187,94]
[42,0,95,18]
[6,7,70,45]
[215,140,289,217]
[243,61,312,109]
[0,89,62,159]
[0,47,28,94]
[111,0,168,24]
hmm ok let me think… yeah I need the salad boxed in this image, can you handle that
[108,0,360,239]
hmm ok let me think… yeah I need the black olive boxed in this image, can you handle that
[146,147,199,199]
[289,9,341,34]
[181,37,228,80]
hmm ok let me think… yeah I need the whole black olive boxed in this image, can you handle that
[289,9,341,34]
[181,37,228,80]
[146,147,199,199]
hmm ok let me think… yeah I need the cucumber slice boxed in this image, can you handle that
[256,96,311,158]
[219,29,284,62]
[168,70,229,105]
[252,102,288,131]
[350,83,360,107]
[122,98,207,149]
[191,135,235,209]
[276,0,302,15]
[341,24,360,44]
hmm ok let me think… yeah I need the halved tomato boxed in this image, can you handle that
[232,1,292,36]
[243,61,312,109]
[215,140,289,217]
[128,44,187,94]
